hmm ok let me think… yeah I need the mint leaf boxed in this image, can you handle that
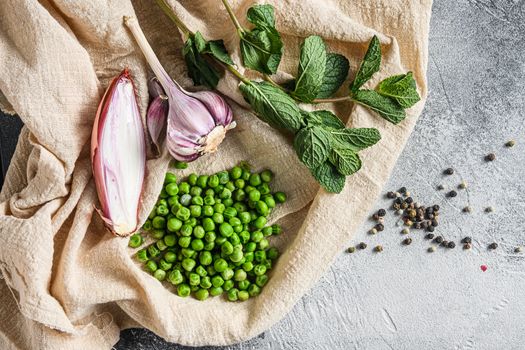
[294,126,331,169]
[350,35,381,92]
[329,128,381,151]
[193,32,234,66]
[329,148,362,176]
[292,36,327,102]
[351,90,406,124]
[239,81,303,131]
[303,110,345,130]
[183,37,220,88]
[377,72,420,108]
[247,4,275,28]
[311,161,346,193]
[240,28,283,74]
[194,32,207,52]
[316,53,349,98]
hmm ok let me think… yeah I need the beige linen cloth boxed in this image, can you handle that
[0,0,432,348]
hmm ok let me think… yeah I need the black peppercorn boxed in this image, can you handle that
[372,213,380,221]
[405,197,413,204]
[399,187,407,194]
[488,242,498,250]
[448,190,457,198]
[414,222,422,229]
[375,223,384,232]
[403,238,413,245]
[461,237,472,244]
[444,168,454,175]
[431,219,439,227]
[434,236,444,244]
[387,191,396,199]
[433,205,440,212]
[395,197,403,204]
[425,233,435,240]
[448,241,456,249]
[427,226,435,232]
[463,243,472,250]
[347,246,356,253]
[441,240,449,247]
[485,153,496,161]
[426,213,434,220]
[377,209,386,217]
[357,242,367,250]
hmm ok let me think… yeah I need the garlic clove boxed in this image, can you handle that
[147,94,168,156]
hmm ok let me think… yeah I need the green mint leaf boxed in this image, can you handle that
[247,4,275,28]
[205,40,235,65]
[350,35,381,92]
[240,28,283,74]
[311,161,346,193]
[293,126,331,169]
[351,90,406,124]
[329,148,362,176]
[303,110,345,130]
[183,37,220,89]
[316,53,349,98]
[292,36,327,102]
[194,32,207,52]
[329,127,381,152]
[239,81,303,131]
[376,72,420,108]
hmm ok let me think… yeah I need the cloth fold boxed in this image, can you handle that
[0,0,432,348]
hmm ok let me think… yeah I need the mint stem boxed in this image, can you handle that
[155,0,193,38]
[221,0,245,33]
[313,96,351,103]
[263,75,288,92]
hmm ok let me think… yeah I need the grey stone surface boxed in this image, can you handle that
[2,0,525,349]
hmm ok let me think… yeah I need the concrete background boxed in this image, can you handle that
[1,0,524,349]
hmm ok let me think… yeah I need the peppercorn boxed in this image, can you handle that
[444,168,454,175]
[357,242,367,250]
[425,233,435,240]
[377,209,386,217]
[375,224,384,232]
[395,192,402,198]
[428,246,436,253]
[434,236,444,244]
[405,197,413,204]
[485,206,494,213]
[408,209,416,218]
[403,238,412,245]
[448,241,456,249]
[488,242,498,250]
[427,226,435,233]
[393,203,401,211]
[462,206,472,213]
[426,213,434,220]
[461,237,472,244]
[431,219,439,227]
[369,228,378,235]
[395,197,403,204]
[447,190,457,198]
[515,246,523,253]
[395,209,403,215]
[372,213,380,221]
[421,221,429,229]
[505,140,515,147]
[374,245,383,252]
[401,228,410,235]
[405,220,413,227]
[399,187,407,194]
[485,153,496,161]
[441,240,449,247]
[463,243,471,250]
[347,246,356,253]
[405,191,411,197]
[433,205,440,211]
[401,203,409,210]
[387,191,396,199]
[437,184,445,190]
[414,222,422,229]
[458,181,467,189]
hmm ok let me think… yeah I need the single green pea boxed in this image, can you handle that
[242,261,254,272]
[225,181,235,192]
[213,203,225,214]
[223,198,234,207]
[196,175,208,188]
[149,207,157,220]
[215,185,224,194]
[188,173,198,186]
[159,188,169,199]
[191,239,204,251]
[186,217,198,227]
[255,250,267,263]
[244,252,254,263]
[178,236,191,248]
[260,169,273,183]
[204,231,216,242]
[164,251,177,263]
[147,244,161,258]
[251,231,264,243]
[203,195,215,206]
[164,235,177,247]
[189,205,201,218]
[262,259,272,270]
[259,238,269,250]
[254,264,267,276]
[152,216,166,229]
[238,280,250,291]
[233,202,247,213]
[203,205,214,217]
[206,265,217,276]
[170,203,182,216]
[255,201,269,216]
[191,195,204,206]
[248,200,257,209]
[249,211,258,222]
[168,269,184,285]
[177,283,191,297]
[223,207,237,220]
[253,216,267,229]
[165,183,179,196]
[267,247,279,260]
[272,224,282,235]
[208,174,220,188]
[190,186,202,197]
[196,265,208,278]
[182,258,196,271]
[191,226,204,239]
[227,288,239,301]
[234,269,247,282]
[219,222,233,237]
[199,251,213,266]
[232,224,243,233]
[175,207,191,221]
[145,260,157,273]
[230,166,243,180]
[156,204,169,217]
[248,284,261,297]
[274,191,287,203]
[249,173,262,187]
[214,258,228,273]
[223,279,234,291]
[190,285,200,292]
[128,233,143,248]
[245,185,256,193]
[230,247,244,263]
[264,196,276,209]
[219,188,232,200]
[210,286,223,296]
[154,269,166,281]
[173,160,188,169]
[142,220,152,231]
[229,233,241,246]
[136,249,149,262]
[256,274,268,287]
[189,272,200,286]
[212,213,224,224]
[241,169,251,181]
[215,236,227,246]
[239,231,251,244]
[179,194,192,206]
[239,212,252,224]
[205,189,215,197]
[200,276,212,289]
[262,226,273,237]
[167,196,179,208]
[178,182,190,194]
[258,183,271,195]
[234,179,245,189]
[221,268,234,280]
[164,172,177,184]
[159,259,172,271]
[203,241,215,251]
[211,275,224,287]
[180,224,193,237]
[217,171,230,185]
[181,248,195,258]
[248,189,261,202]
[221,241,234,255]
[245,242,257,252]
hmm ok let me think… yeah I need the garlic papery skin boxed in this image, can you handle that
[124,16,235,162]
[91,69,146,237]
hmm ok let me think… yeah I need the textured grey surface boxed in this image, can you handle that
[2,0,525,349]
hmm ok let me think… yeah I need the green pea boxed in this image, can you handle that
[179,224,192,237]
[159,259,172,271]
[193,226,205,239]
[260,169,273,183]
[128,233,143,248]
[164,172,177,184]
[145,260,157,272]
[221,241,234,255]
[199,251,213,266]
[152,216,166,229]
[233,202,247,213]
[164,251,177,263]
[136,249,149,262]
[227,288,239,301]
[258,183,271,195]
[245,242,257,252]
[168,269,184,285]
[189,273,200,286]
[177,283,191,297]
[203,195,215,206]
[234,179,245,189]
[195,266,207,278]
[262,226,273,237]
[182,258,196,271]
[208,174,220,188]
[179,182,190,194]
[244,252,254,263]
[142,220,152,231]
[249,211,258,222]
[274,191,287,203]
[210,286,223,296]
[186,217,197,227]
[230,247,244,263]
[259,238,269,250]
[149,207,157,220]
[255,251,266,263]
[204,231,216,243]
[242,261,254,272]
[239,231,250,244]
[216,236,227,246]
[170,203,182,215]
[189,205,201,218]
[224,181,235,192]
[245,185,255,193]
[219,222,233,237]
[264,196,276,209]
[255,201,269,216]
[232,224,243,233]
[254,264,267,276]
[165,183,179,196]
[167,196,179,208]
[178,236,191,248]
[249,189,261,202]
[223,207,237,220]
[206,266,217,276]
[221,268,234,280]
[164,235,177,247]
[215,185,224,194]
[205,189,215,197]
[256,274,268,287]
[223,198,234,207]
[230,166,243,179]
[159,188,169,199]
[179,194,192,206]
[223,280,234,291]
[147,244,161,258]
[214,258,228,273]
[196,175,208,188]
[188,173,198,186]
[220,188,232,199]
[272,224,282,235]
[203,205,214,217]
[249,173,262,187]
[234,269,247,281]
[241,169,251,181]
[156,239,168,251]
[253,216,267,229]
[213,203,225,214]
[173,160,188,169]
[154,269,166,281]
[251,231,264,243]
[176,207,191,221]
[200,276,212,289]
[217,171,230,184]
[203,241,215,251]
[267,247,279,260]
[248,284,261,297]
[191,195,203,206]
[190,285,199,292]
[238,280,250,291]
[190,186,202,197]
[211,275,224,287]
[190,239,204,251]
[239,212,251,224]
[212,213,224,224]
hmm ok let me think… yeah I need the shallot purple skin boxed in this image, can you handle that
[91,69,146,237]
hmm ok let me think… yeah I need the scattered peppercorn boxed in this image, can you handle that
[369,228,378,235]
[377,209,386,217]
[427,226,435,233]
[485,206,494,213]
[405,220,413,227]
[401,228,410,235]
[428,246,436,253]
[515,246,523,253]
[437,184,445,190]
[399,187,407,194]
[485,153,496,161]
[374,245,383,252]
[431,219,439,227]
[387,191,396,199]
[433,205,440,211]
[357,242,367,250]
[441,240,449,247]
[505,140,515,147]
[403,238,413,245]
[375,224,384,232]
[488,242,498,250]
[395,192,402,198]
[447,190,457,198]
[405,197,413,204]
[395,209,403,215]
[425,233,435,240]
[405,191,411,197]
[434,236,444,244]
[347,246,356,253]
[458,181,467,189]
[372,213,380,221]
[463,243,471,250]
[448,241,456,249]
[462,206,472,213]
[444,168,454,175]
[461,237,472,244]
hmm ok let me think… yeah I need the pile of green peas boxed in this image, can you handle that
[128,164,286,301]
